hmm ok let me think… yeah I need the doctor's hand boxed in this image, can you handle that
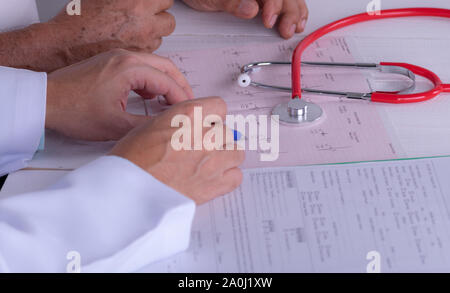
[182,0,308,39]
[45,49,194,141]
[110,97,245,205]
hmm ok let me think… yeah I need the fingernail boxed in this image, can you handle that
[300,19,307,30]
[289,24,296,36]
[269,14,278,28]
[238,0,257,16]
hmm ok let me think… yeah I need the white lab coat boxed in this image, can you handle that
[0,3,196,273]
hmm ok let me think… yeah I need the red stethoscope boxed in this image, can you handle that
[238,7,450,124]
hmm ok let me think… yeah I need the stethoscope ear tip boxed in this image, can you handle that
[238,73,251,88]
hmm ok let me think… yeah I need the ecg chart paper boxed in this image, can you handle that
[151,36,403,169]
[28,36,402,170]
[141,156,450,273]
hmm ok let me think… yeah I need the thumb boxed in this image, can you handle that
[215,0,260,19]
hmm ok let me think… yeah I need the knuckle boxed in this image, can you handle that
[180,102,201,117]
[209,96,228,113]
[110,51,140,68]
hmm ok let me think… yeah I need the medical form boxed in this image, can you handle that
[141,156,450,273]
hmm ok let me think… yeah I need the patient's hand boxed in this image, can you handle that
[182,0,308,39]
[0,0,176,72]
[45,49,194,141]
[110,97,245,205]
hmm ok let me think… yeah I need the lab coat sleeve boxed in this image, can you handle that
[0,66,47,177]
[0,156,196,273]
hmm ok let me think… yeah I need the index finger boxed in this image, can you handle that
[129,65,190,104]
[133,52,195,100]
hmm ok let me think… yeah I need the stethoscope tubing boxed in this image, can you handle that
[241,61,414,100]
[290,7,450,103]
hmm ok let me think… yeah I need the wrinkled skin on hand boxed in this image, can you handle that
[49,0,176,68]
[182,0,309,39]
[46,49,193,141]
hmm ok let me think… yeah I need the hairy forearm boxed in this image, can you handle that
[0,23,71,72]
[0,0,175,73]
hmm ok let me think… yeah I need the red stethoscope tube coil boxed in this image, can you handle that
[292,8,450,103]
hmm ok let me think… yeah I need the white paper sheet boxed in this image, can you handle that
[141,156,450,273]
[351,37,450,159]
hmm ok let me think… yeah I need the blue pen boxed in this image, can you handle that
[233,130,242,141]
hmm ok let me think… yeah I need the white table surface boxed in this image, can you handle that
[3,0,450,195]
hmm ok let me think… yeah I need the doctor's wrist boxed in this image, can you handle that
[44,76,59,132]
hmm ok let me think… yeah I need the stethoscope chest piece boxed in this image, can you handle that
[272,97,323,125]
